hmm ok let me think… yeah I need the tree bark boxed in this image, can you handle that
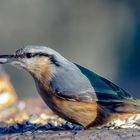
[1,129,140,140]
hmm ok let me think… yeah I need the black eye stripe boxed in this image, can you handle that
[33,53,49,57]
[49,55,60,67]
[16,52,60,67]
[17,53,48,58]
[26,53,33,58]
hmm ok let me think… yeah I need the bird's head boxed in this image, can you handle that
[0,46,68,80]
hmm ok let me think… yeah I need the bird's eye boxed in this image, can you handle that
[26,53,33,58]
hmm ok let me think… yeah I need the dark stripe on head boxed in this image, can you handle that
[16,52,60,67]
[33,53,60,67]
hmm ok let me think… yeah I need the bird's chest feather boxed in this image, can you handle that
[34,79,98,127]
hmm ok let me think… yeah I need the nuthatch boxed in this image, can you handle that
[0,45,140,128]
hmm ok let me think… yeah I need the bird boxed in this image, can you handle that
[0,45,140,128]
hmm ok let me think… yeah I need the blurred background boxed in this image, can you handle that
[0,0,140,98]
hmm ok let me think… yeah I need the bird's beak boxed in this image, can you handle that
[0,54,17,64]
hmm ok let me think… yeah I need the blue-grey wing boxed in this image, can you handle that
[50,61,133,103]
[75,64,133,103]
[50,63,97,102]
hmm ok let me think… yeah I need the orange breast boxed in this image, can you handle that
[37,79,113,128]
[49,95,98,127]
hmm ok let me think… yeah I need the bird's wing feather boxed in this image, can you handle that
[76,64,140,114]
[75,64,133,103]
[50,76,97,102]
[50,62,133,103]
[50,63,97,102]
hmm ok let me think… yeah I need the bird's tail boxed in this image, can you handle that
[114,99,140,114]
[86,99,140,128]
